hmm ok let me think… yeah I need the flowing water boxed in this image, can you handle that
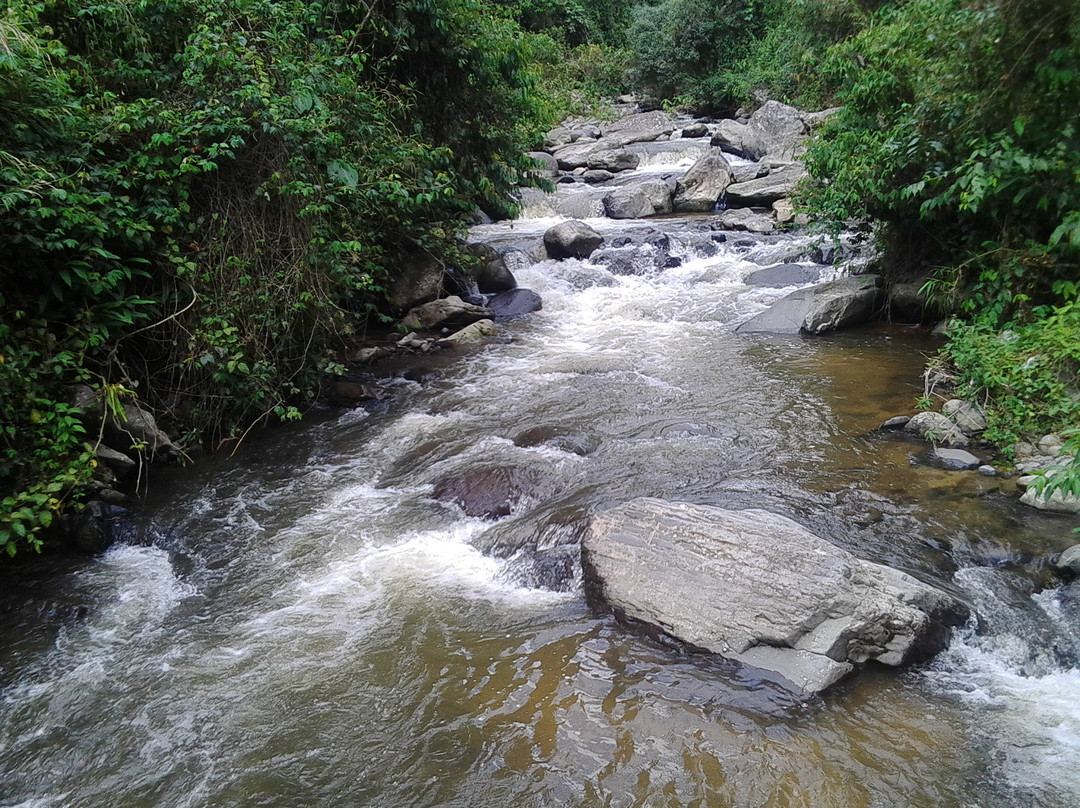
[3,151,1080,808]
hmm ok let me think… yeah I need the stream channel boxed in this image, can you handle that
[3,143,1080,808]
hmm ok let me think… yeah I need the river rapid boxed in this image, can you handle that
[3,149,1080,808]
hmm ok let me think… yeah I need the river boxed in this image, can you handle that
[2,146,1079,808]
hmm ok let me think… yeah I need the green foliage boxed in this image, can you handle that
[525,32,630,119]
[0,0,547,554]
[942,303,1080,450]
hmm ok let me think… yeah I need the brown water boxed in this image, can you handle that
[3,210,1079,808]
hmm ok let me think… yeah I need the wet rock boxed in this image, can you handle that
[401,296,493,331]
[603,179,673,219]
[942,399,988,436]
[583,498,969,694]
[349,346,391,364]
[110,402,179,459]
[95,444,137,478]
[582,169,614,184]
[544,220,604,260]
[880,415,911,430]
[717,208,775,233]
[1053,545,1080,577]
[744,264,823,287]
[932,448,982,470]
[486,288,542,319]
[386,252,446,313]
[465,243,517,293]
[673,151,733,212]
[586,149,641,173]
[439,319,497,345]
[433,466,542,519]
[329,381,379,407]
[904,412,969,447]
[888,282,929,323]
[525,151,559,179]
[736,275,883,335]
[513,426,597,456]
[63,500,122,555]
[679,122,709,139]
[726,164,808,206]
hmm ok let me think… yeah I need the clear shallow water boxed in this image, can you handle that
[3,200,1080,807]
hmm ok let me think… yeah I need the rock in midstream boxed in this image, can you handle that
[736,275,883,335]
[583,498,970,694]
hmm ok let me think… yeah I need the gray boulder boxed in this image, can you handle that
[673,151,733,212]
[731,162,768,183]
[942,399,988,435]
[1021,481,1080,514]
[726,164,808,206]
[583,498,969,693]
[401,296,493,331]
[439,319,497,345]
[744,264,823,287]
[603,179,673,219]
[1054,544,1080,577]
[582,169,615,184]
[525,151,559,180]
[718,208,775,234]
[544,220,604,260]
[932,448,982,470]
[736,275,883,335]
[487,288,542,319]
[710,119,757,158]
[586,149,640,172]
[385,252,446,313]
[904,412,969,447]
[747,101,809,161]
[543,127,573,149]
[552,140,607,170]
[602,111,677,142]
[679,122,709,139]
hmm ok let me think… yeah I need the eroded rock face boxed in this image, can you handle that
[726,164,808,206]
[736,275,883,335]
[583,498,969,693]
[673,151,733,212]
[747,101,809,162]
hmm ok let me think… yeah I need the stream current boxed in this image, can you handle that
[3,149,1080,808]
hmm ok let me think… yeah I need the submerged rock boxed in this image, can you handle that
[583,498,969,693]
[544,220,604,260]
[434,466,542,519]
[736,275,883,335]
[486,288,542,319]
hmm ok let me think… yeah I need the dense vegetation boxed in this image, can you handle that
[0,0,549,555]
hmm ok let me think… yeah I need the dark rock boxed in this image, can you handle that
[736,275,883,335]
[487,288,543,319]
[680,122,709,139]
[744,264,823,287]
[513,426,597,456]
[385,252,446,313]
[64,500,122,554]
[583,498,969,693]
[888,282,929,323]
[1053,544,1080,577]
[879,415,911,430]
[330,381,379,407]
[433,466,542,519]
[95,444,137,478]
[544,220,604,260]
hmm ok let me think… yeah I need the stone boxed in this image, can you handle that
[385,252,446,313]
[433,466,542,519]
[400,296,493,331]
[736,275,883,335]
[439,319,497,345]
[904,412,969,447]
[329,381,379,406]
[801,107,841,129]
[731,162,767,183]
[94,444,136,478]
[513,426,597,456]
[544,220,604,260]
[880,415,911,430]
[710,119,757,159]
[582,169,614,184]
[464,243,517,294]
[747,101,809,161]
[679,122,709,139]
[586,149,641,172]
[543,127,573,149]
[63,500,121,555]
[602,110,677,141]
[603,179,673,219]
[486,288,542,319]
[744,264,823,287]
[1053,544,1080,576]
[773,198,795,224]
[717,208,775,233]
[932,448,982,470]
[726,164,808,206]
[942,399,988,436]
[889,282,929,323]
[1020,486,1080,514]
[673,151,733,212]
[978,465,998,476]
[525,151,559,179]
[110,403,178,459]
[552,140,606,170]
[582,498,970,693]
[1038,433,1067,457]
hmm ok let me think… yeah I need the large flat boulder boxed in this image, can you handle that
[586,149,641,173]
[736,275,883,335]
[603,179,673,219]
[673,151,733,212]
[726,164,808,206]
[583,498,969,693]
